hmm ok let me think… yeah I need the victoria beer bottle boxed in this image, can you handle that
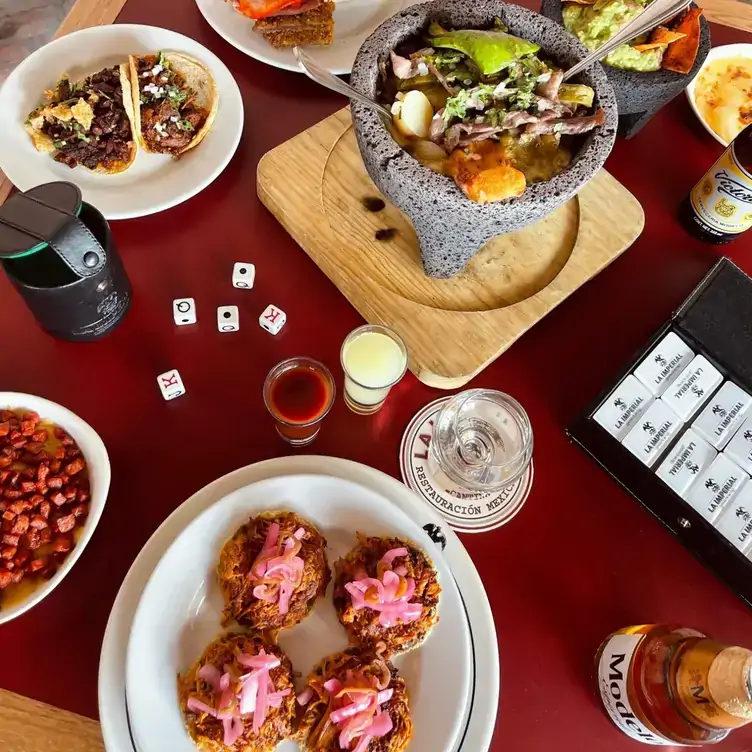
[681,123,752,243]
[596,625,752,745]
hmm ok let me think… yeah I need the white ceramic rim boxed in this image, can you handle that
[685,43,752,147]
[0,392,110,626]
[125,474,471,752]
[399,397,534,533]
[98,456,499,752]
[0,24,244,220]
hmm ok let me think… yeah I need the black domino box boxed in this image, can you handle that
[568,258,752,607]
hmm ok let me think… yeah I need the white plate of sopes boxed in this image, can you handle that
[196,0,421,75]
[125,473,472,752]
[0,24,243,220]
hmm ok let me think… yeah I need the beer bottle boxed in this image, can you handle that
[681,123,752,243]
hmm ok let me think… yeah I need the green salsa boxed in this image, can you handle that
[562,0,664,72]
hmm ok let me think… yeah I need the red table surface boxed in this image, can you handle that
[2,1,752,749]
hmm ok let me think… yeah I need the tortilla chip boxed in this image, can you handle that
[563,0,598,5]
[632,26,686,51]
[662,6,703,74]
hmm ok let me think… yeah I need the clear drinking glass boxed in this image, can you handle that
[431,389,533,492]
[340,325,408,415]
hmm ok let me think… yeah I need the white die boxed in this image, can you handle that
[157,369,185,400]
[259,304,286,335]
[232,263,255,289]
[173,298,197,326]
[217,305,240,332]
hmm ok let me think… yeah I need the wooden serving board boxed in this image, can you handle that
[258,109,645,389]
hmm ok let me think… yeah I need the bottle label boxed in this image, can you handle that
[690,144,752,236]
[598,633,674,745]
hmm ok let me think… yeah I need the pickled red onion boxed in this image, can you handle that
[345,547,422,627]
[321,672,394,751]
[248,523,307,614]
[186,649,291,744]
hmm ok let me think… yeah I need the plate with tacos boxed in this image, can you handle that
[0,25,243,220]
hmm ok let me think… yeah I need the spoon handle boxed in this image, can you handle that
[293,46,393,121]
[563,0,693,81]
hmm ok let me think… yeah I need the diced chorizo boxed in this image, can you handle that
[20,481,36,494]
[63,487,77,501]
[40,527,52,544]
[64,457,85,475]
[1,546,16,559]
[53,426,67,440]
[9,472,19,487]
[32,430,48,443]
[10,569,23,583]
[2,534,19,547]
[22,412,39,424]
[55,514,76,534]
[14,548,29,565]
[37,464,49,483]
[61,435,74,447]
[20,467,35,480]
[20,420,36,436]
[35,480,48,495]
[47,477,63,489]
[23,530,41,551]
[24,442,43,455]
[0,411,14,422]
[1,510,14,522]
[77,488,90,504]
[0,457,11,469]
[10,515,29,534]
[0,423,8,437]
[28,557,46,573]
[50,492,66,507]
[39,501,51,519]
[8,501,30,515]
[4,490,23,500]
[0,470,8,483]
[29,494,44,508]
[29,516,47,530]
[72,503,88,519]
[49,459,62,472]
[2,560,12,571]
[0,570,12,589]
[52,535,72,553]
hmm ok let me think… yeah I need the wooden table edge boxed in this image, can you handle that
[0,0,750,749]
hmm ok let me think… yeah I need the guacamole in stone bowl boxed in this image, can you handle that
[540,0,710,136]
[563,0,664,72]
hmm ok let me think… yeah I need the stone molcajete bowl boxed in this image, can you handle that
[350,0,617,279]
[540,0,710,138]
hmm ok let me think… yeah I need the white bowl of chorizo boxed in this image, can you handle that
[129,51,218,157]
[24,65,138,174]
[0,392,110,625]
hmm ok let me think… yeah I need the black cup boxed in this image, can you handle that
[0,183,131,342]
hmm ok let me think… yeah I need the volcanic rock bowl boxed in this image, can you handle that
[540,0,710,138]
[350,0,617,279]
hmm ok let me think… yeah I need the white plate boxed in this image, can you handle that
[0,25,244,220]
[99,457,498,752]
[196,0,420,75]
[0,393,110,626]
[686,43,752,147]
[126,474,471,752]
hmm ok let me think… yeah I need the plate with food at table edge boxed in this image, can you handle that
[196,0,424,75]
[126,474,471,752]
[0,24,243,220]
[99,457,498,752]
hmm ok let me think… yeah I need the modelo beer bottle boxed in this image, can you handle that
[681,123,752,243]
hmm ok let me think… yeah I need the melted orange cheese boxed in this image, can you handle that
[695,56,752,143]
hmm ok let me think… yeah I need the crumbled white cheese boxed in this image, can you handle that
[161,76,169,82]
[463,78,472,86]
[417,62,429,76]
[170,116,179,122]
[537,72,552,83]
[150,64,164,76]
[142,72,150,78]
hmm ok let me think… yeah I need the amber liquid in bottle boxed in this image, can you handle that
[596,624,752,746]
[681,123,752,243]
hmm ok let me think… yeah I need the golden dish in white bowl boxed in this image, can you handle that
[686,43,752,146]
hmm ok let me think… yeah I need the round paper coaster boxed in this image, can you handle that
[400,397,533,533]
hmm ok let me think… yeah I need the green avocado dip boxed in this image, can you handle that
[562,0,664,72]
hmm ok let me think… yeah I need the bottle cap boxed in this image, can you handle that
[708,646,752,720]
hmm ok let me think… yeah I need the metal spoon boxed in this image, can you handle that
[564,0,693,80]
[293,46,393,121]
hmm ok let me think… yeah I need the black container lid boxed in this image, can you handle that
[0,182,104,277]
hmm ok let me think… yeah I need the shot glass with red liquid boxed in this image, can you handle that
[264,357,336,446]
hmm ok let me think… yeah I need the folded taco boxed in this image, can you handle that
[25,65,138,174]
[129,51,217,157]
